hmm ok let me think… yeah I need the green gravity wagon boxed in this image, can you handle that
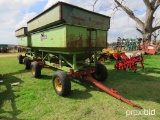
[15,2,143,108]
[15,1,110,96]
[15,2,110,77]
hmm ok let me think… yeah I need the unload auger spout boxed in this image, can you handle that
[84,76,142,109]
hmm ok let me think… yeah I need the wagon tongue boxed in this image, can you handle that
[84,76,142,109]
[133,104,143,109]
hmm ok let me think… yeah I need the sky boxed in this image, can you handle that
[0,0,160,45]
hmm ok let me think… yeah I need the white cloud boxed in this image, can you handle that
[14,0,45,6]
[43,0,58,10]
[15,12,37,30]
[43,0,96,11]
[99,0,153,42]
[0,0,44,44]
[0,31,17,45]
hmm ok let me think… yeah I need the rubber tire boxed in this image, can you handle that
[92,63,108,81]
[52,71,71,97]
[24,57,31,70]
[50,55,59,63]
[31,61,41,78]
[17,54,23,64]
[98,56,105,62]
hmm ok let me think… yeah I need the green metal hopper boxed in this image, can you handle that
[27,2,110,32]
[15,2,111,69]
[30,24,108,52]
[15,27,31,47]
[27,2,110,53]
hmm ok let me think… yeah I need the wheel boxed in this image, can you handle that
[98,56,105,62]
[24,57,31,70]
[92,63,108,81]
[50,55,59,63]
[52,71,71,97]
[17,54,23,64]
[31,61,41,78]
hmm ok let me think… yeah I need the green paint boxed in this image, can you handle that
[31,25,66,48]
[28,6,60,32]
[17,36,31,47]
[30,24,107,52]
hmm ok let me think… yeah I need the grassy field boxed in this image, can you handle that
[0,53,160,120]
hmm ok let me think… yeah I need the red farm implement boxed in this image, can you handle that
[139,40,160,54]
[113,52,144,72]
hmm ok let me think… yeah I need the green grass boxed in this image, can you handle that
[0,53,160,120]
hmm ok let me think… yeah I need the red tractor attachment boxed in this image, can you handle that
[113,53,144,72]
[139,40,160,54]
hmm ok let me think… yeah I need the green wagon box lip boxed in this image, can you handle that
[27,1,110,24]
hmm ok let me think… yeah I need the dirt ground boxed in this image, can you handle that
[0,53,24,58]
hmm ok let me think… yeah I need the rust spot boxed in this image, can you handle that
[71,15,85,25]
[90,20,103,26]
[71,16,85,21]
[52,63,60,68]
[95,35,106,47]
[71,15,103,27]
[67,34,83,48]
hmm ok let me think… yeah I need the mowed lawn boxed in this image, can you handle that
[0,53,160,120]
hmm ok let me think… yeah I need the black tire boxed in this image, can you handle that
[17,54,23,64]
[52,71,71,97]
[24,57,31,70]
[92,63,108,81]
[50,55,59,63]
[98,56,105,62]
[31,61,41,78]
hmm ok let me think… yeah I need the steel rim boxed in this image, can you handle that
[54,77,62,91]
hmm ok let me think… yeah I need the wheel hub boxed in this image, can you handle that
[32,66,35,75]
[54,77,62,91]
